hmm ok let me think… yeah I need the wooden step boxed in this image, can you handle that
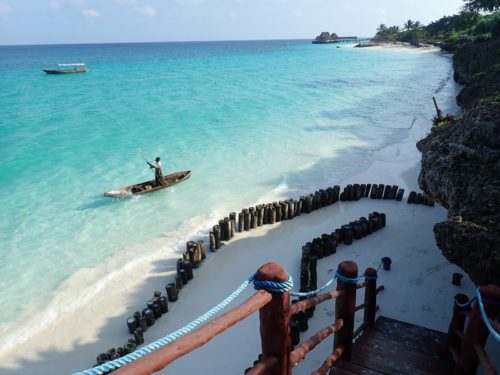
[349,349,436,375]
[355,329,449,361]
[370,316,447,348]
[356,317,448,355]
[330,359,388,374]
[351,342,451,374]
[330,316,453,375]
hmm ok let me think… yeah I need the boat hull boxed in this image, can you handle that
[42,68,88,74]
[102,170,191,197]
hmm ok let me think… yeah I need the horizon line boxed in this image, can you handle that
[0,35,371,48]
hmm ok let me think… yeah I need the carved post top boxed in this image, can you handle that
[480,285,500,302]
[337,261,358,278]
[364,267,377,278]
[255,262,289,283]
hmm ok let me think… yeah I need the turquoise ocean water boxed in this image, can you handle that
[0,40,454,351]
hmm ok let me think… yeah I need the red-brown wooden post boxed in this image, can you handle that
[455,285,500,375]
[255,262,291,375]
[447,293,470,354]
[334,261,358,361]
[363,267,377,328]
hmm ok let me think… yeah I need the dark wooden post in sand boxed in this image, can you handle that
[334,261,358,361]
[456,285,500,375]
[255,262,291,375]
[363,267,377,328]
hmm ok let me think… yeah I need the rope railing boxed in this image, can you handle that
[253,274,293,293]
[75,259,383,375]
[114,290,273,375]
[448,285,500,374]
[492,319,500,333]
[291,269,379,298]
[476,287,500,343]
[74,277,255,375]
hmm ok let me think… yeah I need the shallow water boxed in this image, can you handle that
[0,40,456,351]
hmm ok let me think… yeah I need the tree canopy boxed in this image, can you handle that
[463,0,500,12]
[373,9,499,47]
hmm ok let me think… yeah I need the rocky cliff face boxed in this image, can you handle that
[417,39,500,286]
[452,38,500,85]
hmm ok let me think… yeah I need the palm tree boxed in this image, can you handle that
[377,24,388,33]
[404,19,415,30]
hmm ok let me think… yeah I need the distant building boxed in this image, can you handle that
[313,32,357,44]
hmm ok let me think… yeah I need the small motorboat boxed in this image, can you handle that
[42,63,88,74]
[103,170,191,197]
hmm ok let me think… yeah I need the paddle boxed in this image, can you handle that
[139,150,153,168]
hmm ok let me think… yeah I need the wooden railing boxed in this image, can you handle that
[447,285,500,375]
[112,260,382,375]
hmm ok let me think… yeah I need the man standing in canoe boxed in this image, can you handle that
[147,157,166,187]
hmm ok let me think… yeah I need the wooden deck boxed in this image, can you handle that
[330,316,454,374]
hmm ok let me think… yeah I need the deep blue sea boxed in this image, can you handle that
[0,40,455,351]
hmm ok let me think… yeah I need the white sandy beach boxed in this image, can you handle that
[360,41,440,52]
[0,65,496,374]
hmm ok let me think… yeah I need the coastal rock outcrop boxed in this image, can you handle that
[452,38,500,85]
[417,68,500,285]
[456,67,500,109]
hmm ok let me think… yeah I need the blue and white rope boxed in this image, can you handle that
[74,264,384,374]
[252,275,294,293]
[73,277,253,375]
[291,276,335,297]
[290,270,378,298]
[476,288,500,343]
[335,271,360,284]
[454,295,476,309]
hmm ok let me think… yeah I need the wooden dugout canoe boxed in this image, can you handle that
[103,170,191,197]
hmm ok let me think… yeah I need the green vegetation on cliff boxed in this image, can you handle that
[373,0,500,49]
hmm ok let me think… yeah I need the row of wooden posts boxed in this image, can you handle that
[112,260,385,375]
[300,211,386,294]
[340,183,404,202]
[277,211,388,359]
[93,241,207,368]
[407,191,435,206]
[210,182,408,252]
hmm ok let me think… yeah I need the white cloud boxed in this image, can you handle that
[82,8,100,18]
[0,2,12,15]
[137,5,156,17]
[50,1,61,10]
[378,8,386,16]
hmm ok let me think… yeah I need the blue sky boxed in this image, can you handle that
[0,0,465,45]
